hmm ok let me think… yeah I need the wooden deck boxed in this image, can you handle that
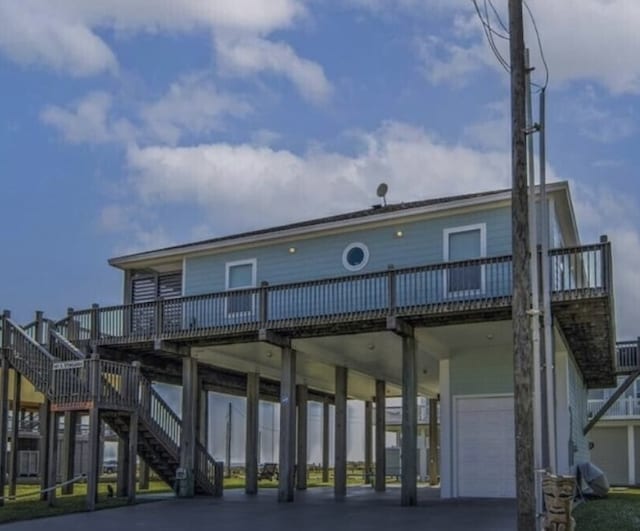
[57,242,617,387]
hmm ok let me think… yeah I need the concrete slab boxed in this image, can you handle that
[7,487,517,531]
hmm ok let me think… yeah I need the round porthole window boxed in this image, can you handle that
[342,242,370,272]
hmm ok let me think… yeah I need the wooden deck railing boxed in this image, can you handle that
[615,340,640,373]
[54,243,611,345]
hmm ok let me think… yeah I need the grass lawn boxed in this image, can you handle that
[0,468,376,524]
[0,480,171,525]
[573,488,640,531]
[0,468,366,525]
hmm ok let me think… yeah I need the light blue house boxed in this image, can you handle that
[0,181,620,508]
[96,180,614,500]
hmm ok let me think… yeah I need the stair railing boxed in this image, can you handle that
[5,318,55,393]
[49,328,85,362]
[139,377,181,457]
[195,441,221,495]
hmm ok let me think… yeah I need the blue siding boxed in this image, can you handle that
[178,207,513,329]
[184,206,512,296]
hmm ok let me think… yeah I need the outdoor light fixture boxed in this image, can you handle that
[395,230,404,238]
[289,247,296,254]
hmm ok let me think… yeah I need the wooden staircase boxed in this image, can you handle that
[1,316,218,495]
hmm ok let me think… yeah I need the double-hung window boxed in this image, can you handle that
[225,259,257,315]
[443,224,486,296]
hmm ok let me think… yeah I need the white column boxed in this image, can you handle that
[439,359,452,498]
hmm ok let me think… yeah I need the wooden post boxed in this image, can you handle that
[34,310,44,345]
[86,354,101,511]
[38,400,51,501]
[139,460,150,490]
[90,304,100,341]
[65,308,76,342]
[334,366,348,500]
[428,398,439,486]
[278,347,296,502]
[9,370,21,497]
[128,410,138,504]
[375,380,386,492]
[296,384,308,490]
[259,281,269,326]
[116,363,131,497]
[116,432,130,497]
[322,399,330,483]
[509,0,535,528]
[47,411,59,507]
[245,372,259,495]
[179,355,197,497]
[401,335,417,506]
[0,312,10,507]
[60,411,77,495]
[364,400,373,485]
[198,387,209,449]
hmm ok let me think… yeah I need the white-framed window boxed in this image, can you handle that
[225,259,257,315]
[342,242,370,272]
[443,224,487,296]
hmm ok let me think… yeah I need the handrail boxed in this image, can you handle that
[616,340,639,372]
[139,377,181,455]
[49,329,85,361]
[5,318,55,394]
[195,441,219,495]
[61,242,610,345]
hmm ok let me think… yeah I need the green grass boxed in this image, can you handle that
[0,468,369,525]
[0,480,171,525]
[574,488,640,531]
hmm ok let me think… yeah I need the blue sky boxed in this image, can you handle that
[1,0,639,337]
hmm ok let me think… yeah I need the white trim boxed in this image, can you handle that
[224,258,257,316]
[443,223,487,298]
[452,393,515,498]
[341,242,370,272]
[439,359,452,498]
[109,184,573,269]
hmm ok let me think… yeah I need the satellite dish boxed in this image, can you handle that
[376,182,388,206]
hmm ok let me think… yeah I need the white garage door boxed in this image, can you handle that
[455,396,515,498]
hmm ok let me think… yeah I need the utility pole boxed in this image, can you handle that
[509,1,535,530]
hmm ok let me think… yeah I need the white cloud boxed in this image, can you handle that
[140,73,251,145]
[406,0,640,95]
[0,0,307,77]
[0,1,118,76]
[42,74,250,146]
[463,100,510,150]
[41,92,135,144]
[346,0,468,14]
[216,36,333,104]
[559,87,635,144]
[571,183,640,339]
[416,35,492,87]
[126,122,510,227]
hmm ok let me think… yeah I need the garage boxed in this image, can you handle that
[590,426,628,486]
[455,395,515,498]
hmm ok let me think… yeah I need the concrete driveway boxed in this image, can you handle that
[6,487,516,531]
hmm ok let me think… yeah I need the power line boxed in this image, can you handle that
[523,0,549,91]
[488,0,509,34]
[471,0,511,73]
